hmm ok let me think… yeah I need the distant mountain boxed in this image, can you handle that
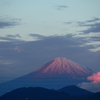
[57,85,93,96]
[33,57,93,77]
[0,87,69,100]
[0,86,100,100]
[0,57,93,96]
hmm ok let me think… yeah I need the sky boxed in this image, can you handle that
[0,0,100,91]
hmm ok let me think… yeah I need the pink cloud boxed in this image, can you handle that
[87,72,100,83]
[78,72,100,92]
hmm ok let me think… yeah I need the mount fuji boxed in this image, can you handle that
[33,57,92,77]
[0,57,93,96]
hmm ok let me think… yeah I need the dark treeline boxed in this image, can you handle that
[0,86,100,100]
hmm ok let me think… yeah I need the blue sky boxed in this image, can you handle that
[0,0,100,85]
[0,0,100,39]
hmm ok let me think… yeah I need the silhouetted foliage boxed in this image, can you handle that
[0,86,100,100]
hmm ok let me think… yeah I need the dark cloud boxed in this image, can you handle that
[63,18,100,52]
[7,34,21,38]
[78,18,100,26]
[0,17,21,28]
[0,34,100,83]
[86,18,100,23]
[0,34,22,42]
[91,37,100,41]
[82,23,100,34]
[29,34,46,40]
[63,18,100,35]
[77,18,100,34]
[55,5,68,10]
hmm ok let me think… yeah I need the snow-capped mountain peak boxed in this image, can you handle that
[0,57,94,96]
[34,57,93,77]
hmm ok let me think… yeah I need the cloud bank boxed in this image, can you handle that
[0,34,100,83]
[0,17,21,28]
[79,72,100,92]
[63,18,100,52]
[0,18,100,84]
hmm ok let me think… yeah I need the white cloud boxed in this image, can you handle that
[89,47,100,52]
[0,60,14,65]
[79,72,100,92]
[78,82,100,92]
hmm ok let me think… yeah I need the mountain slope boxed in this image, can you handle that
[0,86,99,100]
[57,85,93,96]
[33,57,93,77]
[0,57,93,96]
[0,87,69,100]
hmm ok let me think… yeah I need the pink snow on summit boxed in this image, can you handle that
[34,57,92,77]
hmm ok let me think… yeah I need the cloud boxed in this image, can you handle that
[0,34,100,83]
[78,82,100,92]
[82,23,100,34]
[89,47,100,52]
[55,5,68,10]
[62,18,100,49]
[79,72,100,92]
[80,40,100,52]
[76,18,100,34]
[91,37,100,41]
[62,18,100,37]
[63,18,100,27]
[78,18,100,26]
[87,72,100,83]
[0,34,22,42]
[0,17,21,28]
[86,18,100,23]
[7,34,21,38]
[29,34,46,40]
[71,18,100,52]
